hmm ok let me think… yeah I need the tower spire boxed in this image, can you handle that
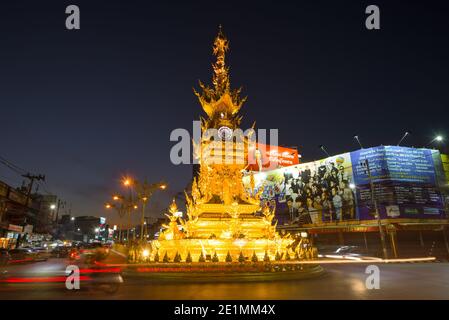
[212,25,230,96]
[194,26,247,128]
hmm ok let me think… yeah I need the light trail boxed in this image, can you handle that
[93,256,436,268]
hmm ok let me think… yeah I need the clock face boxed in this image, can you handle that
[218,126,233,141]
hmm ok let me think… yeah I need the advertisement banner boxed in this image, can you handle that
[247,143,299,172]
[243,152,356,225]
[351,146,444,219]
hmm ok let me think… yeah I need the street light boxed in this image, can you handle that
[354,135,364,149]
[319,145,330,158]
[105,197,132,243]
[133,180,168,242]
[50,204,56,210]
[427,135,444,147]
[123,178,132,187]
[397,131,410,146]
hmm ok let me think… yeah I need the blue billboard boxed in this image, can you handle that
[351,146,445,219]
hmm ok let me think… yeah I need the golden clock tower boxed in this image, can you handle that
[150,28,312,263]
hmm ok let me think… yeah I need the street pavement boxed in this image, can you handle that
[1,252,449,300]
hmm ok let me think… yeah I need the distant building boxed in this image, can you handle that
[73,216,107,242]
[0,180,57,248]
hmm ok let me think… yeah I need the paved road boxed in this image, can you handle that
[1,257,449,299]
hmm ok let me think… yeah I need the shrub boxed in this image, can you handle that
[263,251,270,263]
[238,251,245,263]
[251,251,258,263]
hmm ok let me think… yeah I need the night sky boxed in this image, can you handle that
[0,1,448,224]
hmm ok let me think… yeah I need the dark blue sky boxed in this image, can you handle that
[0,0,448,224]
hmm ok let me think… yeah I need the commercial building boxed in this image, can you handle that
[73,216,108,243]
[0,180,58,248]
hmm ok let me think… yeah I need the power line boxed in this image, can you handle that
[0,156,27,176]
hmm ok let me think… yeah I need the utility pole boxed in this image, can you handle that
[362,159,388,259]
[22,173,45,224]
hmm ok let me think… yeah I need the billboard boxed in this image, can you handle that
[351,146,445,219]
[247,143,299,172]
[243,152,356,225]
[244,146,445,225]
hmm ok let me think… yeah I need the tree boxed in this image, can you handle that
[174,251,181,262]
[154,251,160,262]
[212,252,219,262]
[285,251,291,261]
[163,252,170,263]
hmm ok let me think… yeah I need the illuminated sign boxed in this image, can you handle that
[8,224,23,232]
[247,143,299,172]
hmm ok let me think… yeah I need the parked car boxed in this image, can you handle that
[52,246,69,258]
[0,249,10,266]
[32,247,51,261]
[8,248,37,262]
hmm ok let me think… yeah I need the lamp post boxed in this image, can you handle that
[319,145,330,158]
[361,159,388,259]
[427,135,444,147]
[105,194,137,244]
[105,201,125,242]
[354,135,364,149]
[397,131,410,146]
[119,177,167,243]
[133,180,167,242]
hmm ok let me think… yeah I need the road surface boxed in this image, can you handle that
[1,256,448,299]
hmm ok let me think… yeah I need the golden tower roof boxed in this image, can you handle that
[194,26,247,129]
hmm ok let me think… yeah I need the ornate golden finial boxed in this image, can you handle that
[194,26,247,124]
[212,25,230,95]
